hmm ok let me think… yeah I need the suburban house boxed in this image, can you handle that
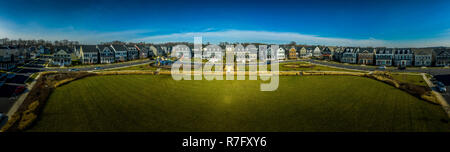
[299,47,308,58]
[80,45,99,64]
[73,45,82,58]
[412,48,434,67]
[434,48,450,66]
[394,48,413,66]
[277,47,286,60]
[321,47,334,60]
[98,45,115,64]
[29,46,40,59]
[333,47,343,61]
[288,47,297,59]
[51,49,72,66]
[0,46,15,70]
[375,48,394,66]
[203,45,223,61]
[305,47,314,58]
[111,45,128,62]
[136,45,150,59]
[172,45,191,59]
[149,45,159,57]
[125,45,139,60]
[13,46,28,64]
[313,46,322,57]
[340,48,357,63]
[357,48,375,65]
[248,46,258,61]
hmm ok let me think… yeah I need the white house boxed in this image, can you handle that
[51,49,71,66]
[277,47,286,60]
[98,45,115,64]
[313,46,322,57]
[172,45,191,59]
[80,45,99,64]
[203,45,223,62]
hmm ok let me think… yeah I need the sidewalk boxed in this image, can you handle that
[6,73,41,118]
[421,73,450,118]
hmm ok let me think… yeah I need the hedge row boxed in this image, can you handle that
[1,72,97,132]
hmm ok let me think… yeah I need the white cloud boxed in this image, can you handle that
[133,30,450,48]
[1,17,449,47]
[0,19,150,44]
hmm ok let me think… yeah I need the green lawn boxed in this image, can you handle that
[29,75,450,132]
[277,61,358,72]
[391,74,428,87]
[111,61,358,72]
[108,64,159,71]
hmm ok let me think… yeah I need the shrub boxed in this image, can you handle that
[0,113,20,132]
[18,112,37,130]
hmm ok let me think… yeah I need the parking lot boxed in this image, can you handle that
[434,74,450,102]
[0,59,44,118]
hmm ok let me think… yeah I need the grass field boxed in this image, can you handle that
[29,75,450,132]
[391,74,428,87]
[111,61,357,72]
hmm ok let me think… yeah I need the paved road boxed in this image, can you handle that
[306,59,450,75]
[433,75,450,104]
[44,59,153,72]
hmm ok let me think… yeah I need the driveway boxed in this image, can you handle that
[434,75,450,103]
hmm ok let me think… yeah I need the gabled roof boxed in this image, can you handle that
[111,45,127,51]
[412,48,433,55]
[98,45,114,52]
[357,48,375,53]
[54,46,72,53]
[81,45,98,53]
[375,48,394,54]
[343,47,357,53]
[435,49,450,56]
[394,48,412,54]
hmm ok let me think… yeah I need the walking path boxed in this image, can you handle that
[422,73,450,118]
[6,73,40,118]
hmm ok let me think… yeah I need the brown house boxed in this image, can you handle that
[288,47,297,59]
[357,48,375,65]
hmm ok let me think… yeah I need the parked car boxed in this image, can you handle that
[436,81,445,87]
[69,69,80,72]
[14,86,26,95]
[94,67,104,70]
[0,113,7,127]
[378,66,386,70]
[438,86,447,93]
[430,77,436,82]
[6,73,16,79]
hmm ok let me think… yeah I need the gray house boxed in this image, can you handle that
[375,48,394,66]
[394,48,413,66]
[0,46,15,70]
[80,45,99,64]
[412,48,434,67]
[340,48,357,64]
[435,48,450,67]
[125,45,139,60]
[98,45,115,64]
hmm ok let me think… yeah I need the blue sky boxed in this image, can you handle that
[0,0,450,47]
